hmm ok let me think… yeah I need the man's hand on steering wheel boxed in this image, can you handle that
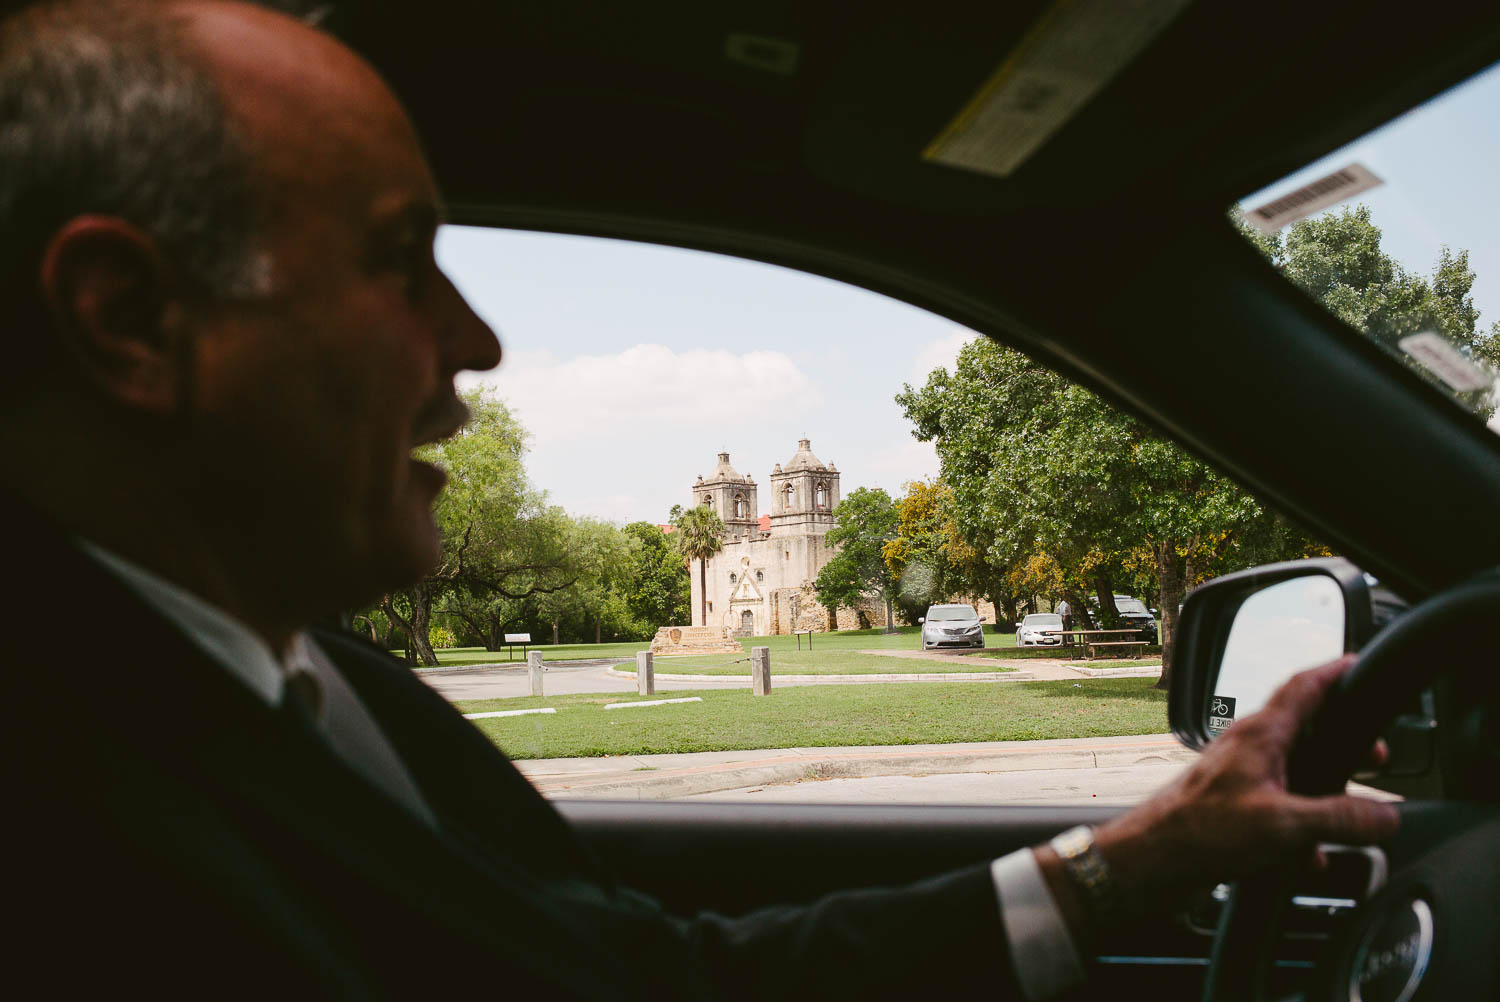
[1036,656,1400,948]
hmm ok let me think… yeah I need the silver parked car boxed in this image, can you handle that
[1016,613,1064,646]
[919,604,984,651]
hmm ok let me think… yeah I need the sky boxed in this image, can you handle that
[441,228,975,524]
[1214,575,1345,720]
[1242,61,1500,328]
[439,61,1500,526]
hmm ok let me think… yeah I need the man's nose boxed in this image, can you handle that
[437,268,501,375]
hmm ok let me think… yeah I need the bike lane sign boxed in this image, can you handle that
[1209,695,1237,737]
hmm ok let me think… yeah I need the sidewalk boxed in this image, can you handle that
[514,733,1194,800]
[854,648,1162,680]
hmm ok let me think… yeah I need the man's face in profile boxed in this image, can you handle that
[174,2,500,606]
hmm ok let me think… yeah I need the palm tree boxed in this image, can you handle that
[673,504,725,627]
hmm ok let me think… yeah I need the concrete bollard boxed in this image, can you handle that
[751,646,771,696]
[528,650,544,697]
[636,651,655,696]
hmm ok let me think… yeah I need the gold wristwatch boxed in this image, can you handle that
[1049,825,1120,921]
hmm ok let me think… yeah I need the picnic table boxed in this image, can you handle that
[1060,628,1148,660]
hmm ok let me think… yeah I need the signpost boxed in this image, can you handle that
[504,632,532,661]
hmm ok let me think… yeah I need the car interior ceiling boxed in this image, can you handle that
[321,0,1500,986]
[339,0,1500,601]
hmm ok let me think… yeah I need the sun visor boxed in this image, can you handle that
[924,0,1193,178]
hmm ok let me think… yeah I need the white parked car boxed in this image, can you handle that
[1016,613,1064,646]
[919,604,984,651]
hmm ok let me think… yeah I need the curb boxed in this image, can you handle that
[1069,664,1164,678]
[522,738,1195,800]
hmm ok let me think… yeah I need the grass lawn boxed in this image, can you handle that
[651,649,1018,675]
[458,678,1168,759]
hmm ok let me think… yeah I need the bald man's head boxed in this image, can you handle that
[0,0,499,626]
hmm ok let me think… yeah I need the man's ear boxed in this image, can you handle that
[37,216,191,414]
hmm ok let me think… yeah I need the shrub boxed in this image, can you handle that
[429,625,459,650]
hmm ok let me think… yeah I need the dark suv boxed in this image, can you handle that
[1111,595,1159,644]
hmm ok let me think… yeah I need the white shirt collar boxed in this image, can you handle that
[74,539,440,828]
[76,539,286,707]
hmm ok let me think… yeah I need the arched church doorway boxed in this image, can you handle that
[740,609,754,634]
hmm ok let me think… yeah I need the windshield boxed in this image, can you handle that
[1115,599,1149,616]
[1233,61,1500,433]
[1024,614,1062,628]
[926,605,978,621]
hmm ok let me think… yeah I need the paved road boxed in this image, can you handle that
[418,650,1159,701]
[419,661,745,701]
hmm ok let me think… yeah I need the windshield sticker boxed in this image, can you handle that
[1208,695,1236,737]
[924,0,1193,178]
[1398,332,1494,393]
[1243,164,1383,234]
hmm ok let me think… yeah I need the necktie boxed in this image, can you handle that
[280,669,323,727]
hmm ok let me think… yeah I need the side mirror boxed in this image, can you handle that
[917,617,925,624]
[1149,608,1159,616]
[1168,557,1375,749]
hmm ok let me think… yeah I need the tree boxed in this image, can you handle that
[881,479,960,623]
[814,487,900,631]
[897,339,1280,689]
[377,390,576,665]
[885,478,1029,630]
[532,517,637,645]
[898,205,1490,689]
[619,521,691,632]
[1242,205,1498,419]
[436,502,576,650]
[672,505,724,627]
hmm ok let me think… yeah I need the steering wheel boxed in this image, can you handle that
[1202,569,1500,1002]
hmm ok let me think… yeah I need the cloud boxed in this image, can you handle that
[909,329,976,385]
[863,437,941,487]
[565,492,648,523]
[463,343,818,446]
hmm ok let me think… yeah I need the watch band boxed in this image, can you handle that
[1049,824,1120,922]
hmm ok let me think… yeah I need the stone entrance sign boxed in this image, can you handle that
[650,624,743,656]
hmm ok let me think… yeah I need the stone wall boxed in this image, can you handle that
[833,596,892,631]
[766,585,832,634]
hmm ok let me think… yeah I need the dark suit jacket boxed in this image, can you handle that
[3,495,1019,999]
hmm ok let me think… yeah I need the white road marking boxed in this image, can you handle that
[464,707,558,719]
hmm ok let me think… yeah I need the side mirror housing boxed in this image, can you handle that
[1168,557,1376,749]
[917,617,925,625]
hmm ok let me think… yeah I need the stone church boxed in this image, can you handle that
[687,439,887,636]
